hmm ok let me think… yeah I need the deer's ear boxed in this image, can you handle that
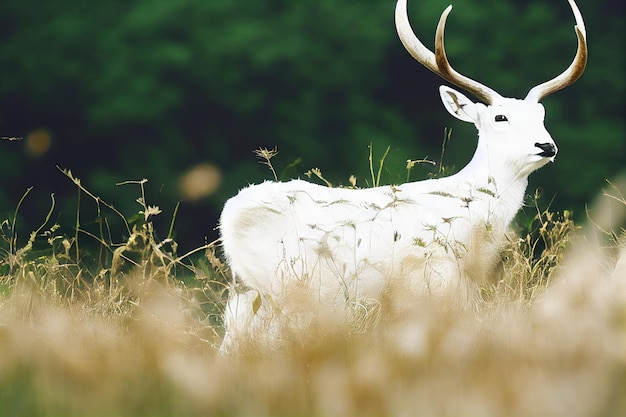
[439,86,479,123]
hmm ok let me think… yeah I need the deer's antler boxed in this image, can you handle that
[396,0,587,104]
[395,0,501,104]
[525,0,587,102]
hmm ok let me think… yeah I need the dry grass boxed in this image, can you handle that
[0,173,625,417]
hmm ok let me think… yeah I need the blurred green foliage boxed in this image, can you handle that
[0,0,623,252]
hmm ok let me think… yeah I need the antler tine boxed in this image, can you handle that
[525,0,587,102]
[395,0,438,73]
[395,0,501,104]
[434,6,501,105]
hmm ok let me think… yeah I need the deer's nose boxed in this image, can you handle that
[535,142,557,157]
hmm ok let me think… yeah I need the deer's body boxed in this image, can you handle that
[223,177,501,298]
[218,0,587,351]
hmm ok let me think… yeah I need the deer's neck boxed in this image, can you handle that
[449,147,529,227]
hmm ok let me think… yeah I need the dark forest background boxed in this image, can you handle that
[0,0,623,256]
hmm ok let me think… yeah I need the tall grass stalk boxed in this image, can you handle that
[0,165,624,417]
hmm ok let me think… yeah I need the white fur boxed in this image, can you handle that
[218,0,588,351]
[218,87,557,351]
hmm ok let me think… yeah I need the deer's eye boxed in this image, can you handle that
[495,115,508,122]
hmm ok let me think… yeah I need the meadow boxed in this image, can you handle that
[0,169,624,417]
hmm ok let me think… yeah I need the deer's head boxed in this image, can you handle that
[396,0,587,180]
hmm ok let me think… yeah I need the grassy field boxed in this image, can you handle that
[0,173,625,417]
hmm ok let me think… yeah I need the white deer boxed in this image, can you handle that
[218,0,587,351]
